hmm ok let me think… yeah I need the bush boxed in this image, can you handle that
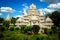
[0,33,4,38]
[15,27,19,30]
[10,27,14,31]
[24,26,32,34]
[0,26,5,32]
[20,25,26,33]
[32,25,40,34]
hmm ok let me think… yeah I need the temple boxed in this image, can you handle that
[6,4,53,33]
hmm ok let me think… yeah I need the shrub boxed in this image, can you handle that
[0,33,4,38]
[20,25,26,33]
[32,25,40,34]
[24,26,33,35]
[0,26,5,32]
[15,27,19,30]
[10,27,14,31]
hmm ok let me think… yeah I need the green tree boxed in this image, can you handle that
[32,25,40,34]
[20,25,26,33]
[51,25,57,33]
[11,17,17,26]
[46,11,60,27]
[3,21,10,29]
[24,26,33,34]
[0,17,4,23]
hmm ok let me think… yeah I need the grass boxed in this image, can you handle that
[0,29,59,40]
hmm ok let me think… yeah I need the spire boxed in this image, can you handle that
[23,8,27,15]
[6,14,10,21]
[40,8,44,16]
[30,3,36,9]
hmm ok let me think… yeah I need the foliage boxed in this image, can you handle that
[24,25,33,34]
[15,27,20,30]
[10,27,14,31]
[3,20,10,29]
[0,33,4,38]
[51,25,57,33]
[0,17,4,23]
[11,17,17,25]
[0,26,5,32]
[44,28,47,34]
[46,11,60,27]
[32,25,40,34]
[20,25,26,33]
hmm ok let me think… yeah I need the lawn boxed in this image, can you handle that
[0,29,58,40]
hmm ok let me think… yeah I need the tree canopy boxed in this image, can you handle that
[46,11,60,27]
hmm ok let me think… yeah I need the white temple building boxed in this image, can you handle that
[16,4,53,27]
[6,4,53,33]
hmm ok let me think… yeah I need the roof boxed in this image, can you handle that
[16,17,23,22]
[46,17,52,22]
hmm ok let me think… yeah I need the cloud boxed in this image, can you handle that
[22,3,29,10]
[22,3,27,6]
[0,13,2,16]
[19,11,23,13]
[0,7,16,13]
[43,8,55,13]
[38,8,55,13]
[48,3,60,9]
[40,0,59,4]
[14,15,23,18]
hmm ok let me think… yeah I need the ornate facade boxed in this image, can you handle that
[16,4,53,28]
[6,4,53,33]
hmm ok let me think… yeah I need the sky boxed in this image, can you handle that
[0,0,60,18]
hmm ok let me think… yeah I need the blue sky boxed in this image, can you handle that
[0,0,60,18]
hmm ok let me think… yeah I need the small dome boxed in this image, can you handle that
[46,17,52,22]
[16,17,23,22]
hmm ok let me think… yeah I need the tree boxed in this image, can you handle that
[32,25,40,34]
[3,20,10,29]
[24,26,33,34]
[20,25,26,33]
[11,17,17,26]
[46,11,60,27]
[0,17,4,23]
[51,25,57,33]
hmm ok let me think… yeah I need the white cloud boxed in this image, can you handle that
[24,6,29,10]
[14,15,23,18]
[38,8,55,13]
[0,7,16,13]
[43,8,55,13]
[0,13,2,16]
[22,3,29,10]
[48,3,60,9]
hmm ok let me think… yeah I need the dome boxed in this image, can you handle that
[16,17,23,22]
[46,17,52,22]
[30,3,36,9]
